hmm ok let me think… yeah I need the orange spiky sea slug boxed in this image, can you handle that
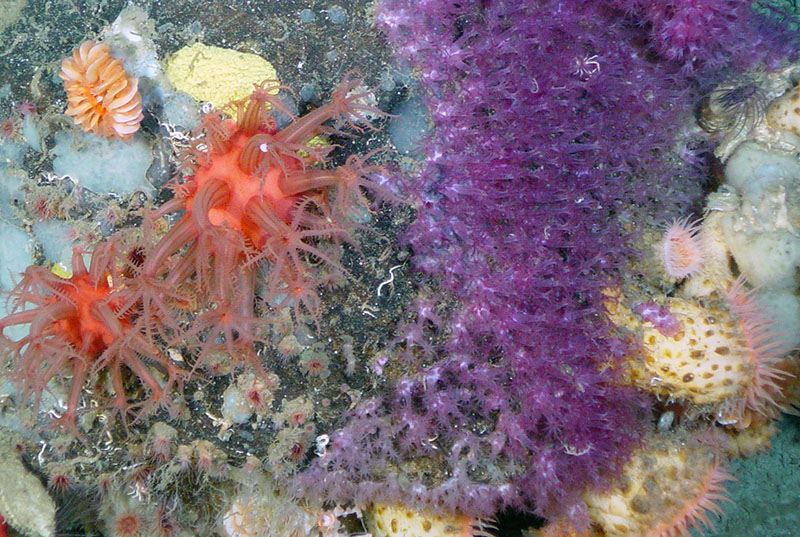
[720,277,792,417]
[59,40,144,139]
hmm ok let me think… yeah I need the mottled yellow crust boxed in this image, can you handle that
[609,295,746,401]
[766,84,800,137]
[165,43,278,108]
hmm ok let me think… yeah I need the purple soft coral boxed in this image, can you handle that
[609,0,797,73]
[292,0,798,525]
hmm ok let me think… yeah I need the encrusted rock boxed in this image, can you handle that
[699,66,799,161]
[0,439,56,537]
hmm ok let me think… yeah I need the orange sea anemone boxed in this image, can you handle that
[721,277,791,417]
[59,40,143,139]
[662,216,704,279]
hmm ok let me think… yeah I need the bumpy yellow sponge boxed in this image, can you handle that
[640,295,750,405]
[165,43,278,108]
[584,434,731,537]
[364,502,491,537]
[606,285,786,421]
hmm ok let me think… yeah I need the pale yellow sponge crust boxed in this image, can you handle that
[0,439,56,537]
[584,434,731,537]
[165,43,278,108]
[364,502,491,537]
[680,212,735,299]
[528,519,603,537]
[766,83,800,137]
[719,415,778,458]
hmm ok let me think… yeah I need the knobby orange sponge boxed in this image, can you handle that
[59,40,144,139]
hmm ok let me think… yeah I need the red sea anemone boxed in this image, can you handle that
[0,244,182,430]
[0,75,393,433]
[126,74,393,370]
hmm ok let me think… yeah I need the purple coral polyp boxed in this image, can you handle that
[292,0,799,524]
[635,301,683,338]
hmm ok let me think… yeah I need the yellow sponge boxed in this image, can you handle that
[364,502,490,537]
[165,42,278,108]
